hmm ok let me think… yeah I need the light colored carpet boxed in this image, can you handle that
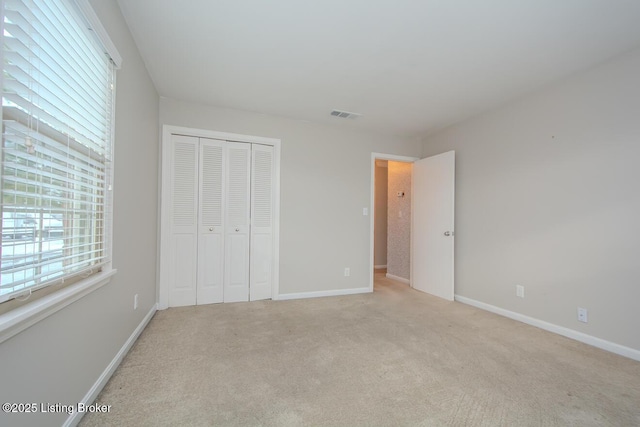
[80,273,640,426]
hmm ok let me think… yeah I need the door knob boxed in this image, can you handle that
[444,231,453,236]
[235,228,240,232]
[209,227,214,231]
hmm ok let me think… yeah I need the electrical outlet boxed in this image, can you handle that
[516,285,525,298]
[344,268,350,277]
[577,307,588,323]
[134,294,138,310]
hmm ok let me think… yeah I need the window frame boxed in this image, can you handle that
[0,0,120,343]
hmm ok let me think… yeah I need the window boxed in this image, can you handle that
[1,0,117,304]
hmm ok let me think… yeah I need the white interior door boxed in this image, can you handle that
[250,144,274,301]
[197,138,225,304]
[169,134,199,307]
[411,150,455,301]
[224,142,251,302]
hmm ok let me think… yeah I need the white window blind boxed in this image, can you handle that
[1,0,115,303]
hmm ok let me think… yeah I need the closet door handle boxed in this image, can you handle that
[235,228,240,232]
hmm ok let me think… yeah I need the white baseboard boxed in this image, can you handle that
[276,287,370,301]
[374,264,387,269]
[455,295,640,362]
[386,273,410,285]
[65,304,157,427]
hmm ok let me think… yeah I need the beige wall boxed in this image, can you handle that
[421,48,640,352]
[160,98,421,295]
[0,1,159,426]
[386,161,412,280]
[374,163,388,267]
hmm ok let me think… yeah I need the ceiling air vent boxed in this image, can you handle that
[330,109,361,119]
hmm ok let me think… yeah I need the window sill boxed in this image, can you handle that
[0,268,117,344]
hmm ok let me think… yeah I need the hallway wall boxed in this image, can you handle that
[386,161,412,280]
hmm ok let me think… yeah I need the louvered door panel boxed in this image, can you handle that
[169,135,198,307]
[197,139,225,304]
[224,142,251,302]
[250,144,274,301]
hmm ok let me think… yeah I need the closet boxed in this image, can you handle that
[162,132,277,307]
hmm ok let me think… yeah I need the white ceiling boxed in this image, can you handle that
[117,0,640,137]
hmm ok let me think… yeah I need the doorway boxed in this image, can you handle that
[369,151,456,301]
[369,153,419,291]
[373,159,413,288]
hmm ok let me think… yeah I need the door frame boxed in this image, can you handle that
[369,152,419,292]
[158,125,281,309]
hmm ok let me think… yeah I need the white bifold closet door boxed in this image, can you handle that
[168,135,199,306]
[197,138,225,304]
[250,144,274,301]
[168,135,272,306]
[223,142,251,303]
